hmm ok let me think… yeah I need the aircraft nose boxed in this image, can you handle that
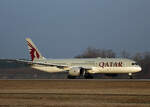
[137,66,142,72]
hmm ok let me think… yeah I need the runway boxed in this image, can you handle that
[1,79,150,81]
[0,79,150,107]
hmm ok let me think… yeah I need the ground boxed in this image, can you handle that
[0,80,149,107]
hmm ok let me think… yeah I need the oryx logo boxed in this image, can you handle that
[27,41,40,61]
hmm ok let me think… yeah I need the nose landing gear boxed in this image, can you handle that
[128,73,133,79]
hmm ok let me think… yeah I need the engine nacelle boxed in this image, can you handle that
[69,67,81,76]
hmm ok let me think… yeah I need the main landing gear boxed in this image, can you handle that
[67,74,94,79]
[80,68,93,79]
[84,73,93,79]
[128,73,133,79]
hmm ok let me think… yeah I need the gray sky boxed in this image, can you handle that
[0,0,150,59]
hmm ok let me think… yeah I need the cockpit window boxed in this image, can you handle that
[132,63,138,65]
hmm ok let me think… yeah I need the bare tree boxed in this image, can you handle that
[120,50,130,58]
[133,53,142,62]
[75,47,116,58]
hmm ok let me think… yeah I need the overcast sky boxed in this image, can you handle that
[0,0,150,59]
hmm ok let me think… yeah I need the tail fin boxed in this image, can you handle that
[26,38,45,61]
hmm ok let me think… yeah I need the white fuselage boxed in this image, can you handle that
[31,58,142,74]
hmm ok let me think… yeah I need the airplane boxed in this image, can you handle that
[17,38,142,79]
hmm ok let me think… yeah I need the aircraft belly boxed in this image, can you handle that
[91,67,139,73]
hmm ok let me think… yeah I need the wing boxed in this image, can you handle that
[13,59,68,69]
[12,59,92,70]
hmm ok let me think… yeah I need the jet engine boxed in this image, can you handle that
[69,67,82,76]
[68,67,93,79]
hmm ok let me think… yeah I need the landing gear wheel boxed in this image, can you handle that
[129,76,133,79]
[84,74,93,79]
[67,75,76,79]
